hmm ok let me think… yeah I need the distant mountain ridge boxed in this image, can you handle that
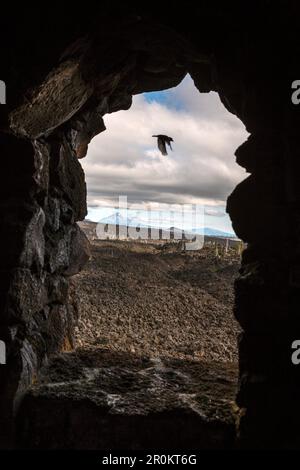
[97,212,237,239]
[194,227,237,238]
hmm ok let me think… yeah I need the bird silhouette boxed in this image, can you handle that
[152,134,174,156]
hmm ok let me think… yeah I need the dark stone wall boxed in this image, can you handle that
[227,130,300,448]
[1,1,300,449]
[0,132,90,447]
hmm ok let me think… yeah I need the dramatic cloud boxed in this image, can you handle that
[81,75,248,232]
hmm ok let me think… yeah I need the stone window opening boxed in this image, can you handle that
[73,74,248,369]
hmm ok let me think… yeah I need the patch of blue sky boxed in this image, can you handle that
[143,74,192,111]
[143,90,186,111]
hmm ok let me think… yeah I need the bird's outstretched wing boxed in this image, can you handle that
[158,136,168,155]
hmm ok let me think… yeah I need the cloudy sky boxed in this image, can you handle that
[82,74,248,234]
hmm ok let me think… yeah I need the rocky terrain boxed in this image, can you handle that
[71,239,241,363]
[15,239,242,450]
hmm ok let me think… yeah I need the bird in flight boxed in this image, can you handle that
[152,134,174,156]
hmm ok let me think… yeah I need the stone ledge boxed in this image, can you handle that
[16,349,237,450]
